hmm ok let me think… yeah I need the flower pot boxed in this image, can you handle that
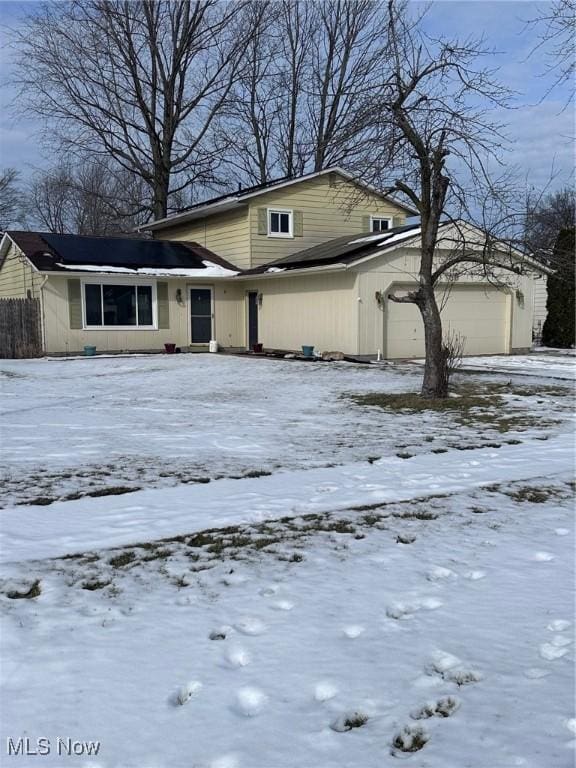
[164,343,176,354]
[301,345,314,357]
[83,345,96,356]
[252,343,263,353]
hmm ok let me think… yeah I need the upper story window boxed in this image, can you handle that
[84,282,155,329]
[268,208,293,238]
[371,216,392,232]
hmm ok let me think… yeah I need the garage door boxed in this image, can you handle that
[385,286,510,358]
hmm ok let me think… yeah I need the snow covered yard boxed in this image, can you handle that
[0,352,574,767]
[0,353,573,507]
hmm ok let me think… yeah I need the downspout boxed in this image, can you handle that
[38,275,49,356]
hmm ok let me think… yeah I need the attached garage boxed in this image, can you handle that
[384,285,511,358]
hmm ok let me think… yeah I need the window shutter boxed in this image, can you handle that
[393,216,404,228]
[68,279,82,329]
[362,216,370,232]
[293,210,304,237]
[157,282,170,329]
[257,208,268,235]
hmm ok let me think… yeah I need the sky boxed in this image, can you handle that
[0,0,574,196]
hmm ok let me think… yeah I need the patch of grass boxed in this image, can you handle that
[394,510,438,520]
[86,485,139,498]
[81,579,111,591]
[7,580,41,599]
[505,486,562,504]
[109,551,136,568]
[349,383,562,434]
[22,496,55,506]
[396,452,414,459]
[242,469,273,479]
[140,547,172,562]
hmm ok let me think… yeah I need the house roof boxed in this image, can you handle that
[245,222,426,274]
[245,220,550,276]
[2,231,240,277]
[139,167,417,232]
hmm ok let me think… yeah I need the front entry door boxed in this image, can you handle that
[190,288,213,343]
[247,291,259,348]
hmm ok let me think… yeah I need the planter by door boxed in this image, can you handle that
[247,291,259,350]
[190,288,213,344]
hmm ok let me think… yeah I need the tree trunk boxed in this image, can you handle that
[419,285,447,399]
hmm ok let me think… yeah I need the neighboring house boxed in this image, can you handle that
[532,277,548,342]
[0,168,546,358]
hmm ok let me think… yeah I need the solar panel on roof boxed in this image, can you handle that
[41,233,204,269]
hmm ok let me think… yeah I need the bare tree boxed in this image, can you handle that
[525,187,575,269]
[28,160,148,235]
[0,168,26,230]
[360,2,533,399]
[526,0,576,101]
[12,1,247,220]
[215,0,387,185]
[307,0,385,172]
[215,1,282,185]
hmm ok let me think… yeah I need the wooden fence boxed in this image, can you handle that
[0,298,43,358]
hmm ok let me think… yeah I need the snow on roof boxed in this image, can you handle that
[55,261,239,278]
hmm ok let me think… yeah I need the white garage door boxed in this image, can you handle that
[385,286,510,358]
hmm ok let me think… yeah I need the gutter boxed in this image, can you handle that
[233,263,348,280]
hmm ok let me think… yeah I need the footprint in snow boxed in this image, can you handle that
[314,682,339,702]
[426,650,482,686]
[463,570,486,581]
[387,598,443,620]
[548,619,571,632]
[523,667,551,679]
[235,686,267,717]
[224,646,251,669]
[426,566,457,582]
[234,617,267,636]
[173,680,202,706]
[391,724,429,756]
[209,625,232,641]
[533,551,555,562]
[271,600,294,611]
[410,695,460,720]
[343,624,365,638]
[540,642,570,661]
[259,585,279,597]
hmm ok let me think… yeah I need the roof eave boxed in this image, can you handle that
[235,262,347,280]
[139,167,418,231]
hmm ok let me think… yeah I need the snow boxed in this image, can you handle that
[457,354,576,381]
[1,431,573,565]
[55,261,239,277]
[348,227,422,248]
[0,353,574,767]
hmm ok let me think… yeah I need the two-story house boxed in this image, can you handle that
[0,168,545,357]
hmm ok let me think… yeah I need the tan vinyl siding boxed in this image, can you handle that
[355,247,531,356]
[151,208,250,271]
[0,243,42,298]
[41,275,246,355]
[242,271,358,354]
[249,174,408,268]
